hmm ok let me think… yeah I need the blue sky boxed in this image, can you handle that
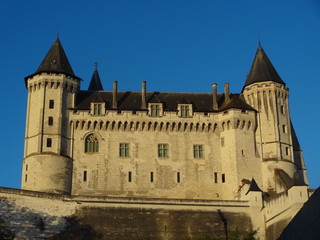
[0,0,319,189]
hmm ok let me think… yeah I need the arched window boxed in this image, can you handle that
[85,134,99,153]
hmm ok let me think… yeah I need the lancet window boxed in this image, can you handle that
[85,134,99,153]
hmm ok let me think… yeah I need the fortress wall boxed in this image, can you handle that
[0,187,255,240]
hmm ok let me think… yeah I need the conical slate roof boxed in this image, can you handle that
[244,44,285,88]
[88,67,104,91]
[35,37,75,77]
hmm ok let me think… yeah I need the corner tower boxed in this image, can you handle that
[242,44,306,193]
[22,37,80,194]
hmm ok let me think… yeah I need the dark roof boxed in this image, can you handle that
[291,173,308,187]
[25,37,80,84]
[246,178,262,194]
[291,121,301,151]
[88,68,104,91]
[244,44,286,88]
[220,94,256,111]
[74,91,256,112]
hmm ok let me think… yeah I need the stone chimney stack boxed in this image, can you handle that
[141,81,147,109]
[112,81,118,109]
[212,83,218,110]
[224,83,230,102]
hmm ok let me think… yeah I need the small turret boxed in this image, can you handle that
[88,63,104,91]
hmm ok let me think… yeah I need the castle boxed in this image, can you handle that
[21,37,308,200]
[0,37,311,240]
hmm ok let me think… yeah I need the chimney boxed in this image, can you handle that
[141,81,147,109]
[212,83,218,110]
[112,81,118,109]
[224,83,230,102]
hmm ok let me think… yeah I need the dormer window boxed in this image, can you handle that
[179,104,192,117]
[91,103,105,116]
[149,103,163,117]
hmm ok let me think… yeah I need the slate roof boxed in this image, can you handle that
[74,91,256,112]
[25,37,80,85]
[88,68,104,91]
[246,178,263,194]
[244,44,286,88]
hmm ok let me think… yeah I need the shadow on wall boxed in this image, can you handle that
[0,198,101,240]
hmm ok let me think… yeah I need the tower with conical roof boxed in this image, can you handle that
[242,44,305,193]
[21,37,80,194]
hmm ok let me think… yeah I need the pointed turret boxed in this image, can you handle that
[246,178,263,194]
[244,44,285,88]
[35,37,75,77]
[88,64,104,91]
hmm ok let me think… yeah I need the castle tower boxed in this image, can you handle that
[21,37,80,194]
[242,44,306,193]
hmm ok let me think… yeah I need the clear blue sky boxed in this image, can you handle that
[0,0,319,189]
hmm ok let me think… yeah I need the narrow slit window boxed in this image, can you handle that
[177,172,180,183]
[49,100,54,109]
[26,164,28,171]
[285,147,290,156]
[48,117,53,126]
[150,172,154,183]
[25,174,27,182]
[214,172,218,183]
[47,138,52,148]
[221,138,225,147]
[222,174,225,183]
[128,171,132,182]
[83,171,87,182]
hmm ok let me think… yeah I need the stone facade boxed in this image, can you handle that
[11,38,311,239]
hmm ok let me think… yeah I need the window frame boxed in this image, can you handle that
[193,144,204,158]
[178,104,193,117]
[119,143,130,157]
[85,134,100,153]
[149,103,163,117]
[158,143,169,158]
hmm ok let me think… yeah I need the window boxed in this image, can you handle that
[48,117,53,126]
[93,103,102,116]
[283,125,287,134]
[193,145,203,158]
[26,164,28,171]
[25,174,27,182]
[150,172,154,183]
[221,138,225,147]
[49,100,54,109]
[128,171,132,182]
[285,147,290,156]
[83,171,87,182]
[177,172,180,183]
[119,143,130,157]
[180,104,191,117]
[150,104,162,117]
[280,105,285,115]
[214,172,218,183]
[85,134,99,153]
[222,174,225,183]
[158,144,168,158]
[47,138,52,147]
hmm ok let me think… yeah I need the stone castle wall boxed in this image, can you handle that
[0,187,256,240]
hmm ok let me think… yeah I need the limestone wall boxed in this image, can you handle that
[69,108,260,200]
[0,187,257,240]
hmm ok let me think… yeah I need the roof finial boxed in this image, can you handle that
[94,61,99,70]
[258,32,262,48]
